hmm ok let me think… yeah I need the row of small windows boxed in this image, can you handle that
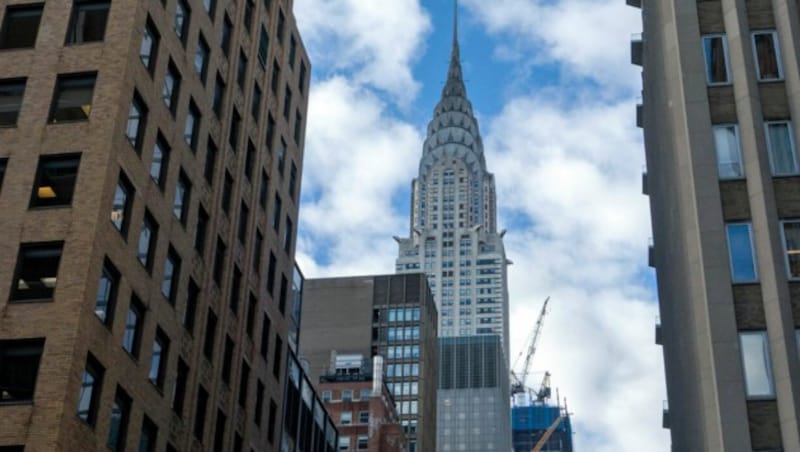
[725,221,800,283]
[0,1,109,50]
[0,73,97,126]
[703,31,784,85]
[320,388,373,403]
[712,121,800,179]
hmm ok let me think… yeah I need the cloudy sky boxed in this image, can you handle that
[292,0,669,449]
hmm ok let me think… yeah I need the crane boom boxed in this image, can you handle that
[532,415,564,452]
[511,297,550,394]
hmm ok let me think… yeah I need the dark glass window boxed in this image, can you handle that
[0,78,26,126]
[30,153,81,207]
[213,74,225,117]
[259,170,269,209]
[221,335,234,384]
[107,386,132,452]
[244,0,255,32]
[260,314,270,359]
[272,194,282,231]
[283,217,293,254]
[0,338,45,403]
[184,279,199,333]
[126,91,148,151]
[213,410,227,451]
[0,159,7,192]
[94,258,120,325]
[137,211,158,272]
[195,205,209,255]
[49,72,97,122]
[254,380,264,425]
[229,109,241,150]
[202,0,216,17]
[265,113,276,149]
[251,84,262,120]
[220,14,232,58]
[138,415,158,452]
[140,18,159,74]
[111,172,133,235]
[278,274,288,313]
[66,0,110,44]
[289,161,297,201]
[238,361,250,407]
[11,242,63,301]
[277,10,285,44]
[238,202,249,244]
[0,4,43,49]
[253,230,263,273]
[173,171,191,224]
[288,35,296,68]
[203,309,217,359]
[150,133,170,188]
[237,51,248,89]
[270,60,280,94]
[174,0,190,45]
[77,353,104,426]
[230,266,242,314]
[148,328,169,389]
[213,237,226,285]
[298,61,307,95]
[162,246,181,303]
[277,138,286,175]
[172,358,189,416]
[222,172,233,214]
[272,336,282,378]
[205,139,218,183]
[184,100,201,151]
[122,296,145,357]
[246,294,256,338]
[266,252,276,295]
[163,61,181,114]
[293,111,302,144]
[194,386,209,439]
[267,400,277,443]
[245,141,256,181]
[195,34,210,83]
[258,26,269,67]
[282,85,292,119]
[233,434,243,452]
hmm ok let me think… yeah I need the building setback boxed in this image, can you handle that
[300,273,438,452]
[0,0,326,450]
[635,0,800,449]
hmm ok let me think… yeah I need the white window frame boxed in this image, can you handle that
[751,30,784,81]
[713,124,744,180]
[739,331,776,399]
[765,120,799,176]
[702,34,732,86]
[779,219,800,280]
[340,411,352,425]
[725,222,759,283]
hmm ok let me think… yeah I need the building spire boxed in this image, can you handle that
[453,0,459,47]
[445,0,464,94]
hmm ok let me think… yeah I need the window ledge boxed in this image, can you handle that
[47,118,90,125]
[0,400,34,406]
[8,297,54,304]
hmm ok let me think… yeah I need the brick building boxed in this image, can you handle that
[0,0,317,450]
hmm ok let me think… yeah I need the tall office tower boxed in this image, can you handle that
[636,0,800,449]
[0,0,317,450]
[394,6,511,451]
[300,274,439,452]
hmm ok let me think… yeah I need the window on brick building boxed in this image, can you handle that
[111,172,133,235]
[184,100,201,151]
[137,211,158,272]
[49,72,97,122]
[77,353,104,426]
[0,338,45,403]
[122,296,145,357]
[11,242,63,301]
[203,309,218,360]
[195,206,209,255]
[107,386,131,451]
[140,18,159,74]
[194,386,209,439]
[162,247,181,303]
[163,61,181,114]
[0,78,26,126]
[30,153,81,207]
[66,0,109,44]
[173,171,191,224]
[94,258,120,325]
[195,34,210,83]
[174,0,190,45]
[0,4,43,49]
[148,328,169,389]
[138,415,158,452]
[172,359,189,416]
[150,133,169,188]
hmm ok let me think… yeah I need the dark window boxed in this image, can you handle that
[254,380,264,426]
[251,84,262,120]
[283,217,293,254]
[0,159,7,192]
[213,74,225,117]
[221,335,234,384]
[205,139,218,183]
[282,85,292,119]
[172,358,189,416]
[298,61,307,95]
[289,162,297,201]
[150,133,169,188]
[272,194,282,231]
[213,237,226,285]
[258,26,269,67]
[66,0,109,44]
[184,100,201,151]
[267,400,277,443]
[202,0,216,17]
[138,415,158,452]
[229,109,241,150]
[126,91,148,151]
[213,410,227,451]
[220,14,232,58]
[0,4,43,49]
[246,293,257,337]
[237,50,247,89]
[238,202,249,243]
[238,360,250,407]
[77,353,104,426]
[270,60,280,94]
[122,296,145,357]
[277,138,286,175]
[195,34,210,83]
[111,172,134,235]
[174,0,190,45]
[173,171,191,224]
[184,279,199,333]
[293,111,302,144]
[222,172,233,214]
[10,242,63,301]
[140,18,159,74]
[162,246,181,303]
[148,328,169,389]
[0,78,26,126]
[253,230,263,273]
[233,433,243,452]
[0,338,45,403]
[266,252,276,295]
[230,266,242,314]
[194,386,209,439]
[137,211,158,272]
[244,0,255,32]
[272,336,282,379]
[195,205,209,255]
[245,141,256,181]
[288,35,296,68]
[107,386,132,452]
[30,153,81,207]
[277,10,285,44]
[259,170,269,209]
[265,114,276,149]
[49,72,97,122]
[278,274,288,314]
[203,309,217,360]
[94,258,120,325]
[260,313,271,359]
[163,61,181,114]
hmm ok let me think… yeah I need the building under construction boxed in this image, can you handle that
[511,395,573,452]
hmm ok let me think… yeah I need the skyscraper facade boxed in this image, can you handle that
[0,0,318,450]
[394,8,511,450]
[637,0,800,449]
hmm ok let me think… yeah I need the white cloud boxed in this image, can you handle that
[294,0,432,103]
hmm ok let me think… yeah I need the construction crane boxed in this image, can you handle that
[510,296,550,396]
[532,414,565,452]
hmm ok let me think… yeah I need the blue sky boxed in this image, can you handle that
[293,0,668,450]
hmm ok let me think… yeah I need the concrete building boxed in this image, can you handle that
[300,274,438,452]
[318,356,408,452]
[393,5,511,450]
[635,0,800,449]
[0,0,317,450]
